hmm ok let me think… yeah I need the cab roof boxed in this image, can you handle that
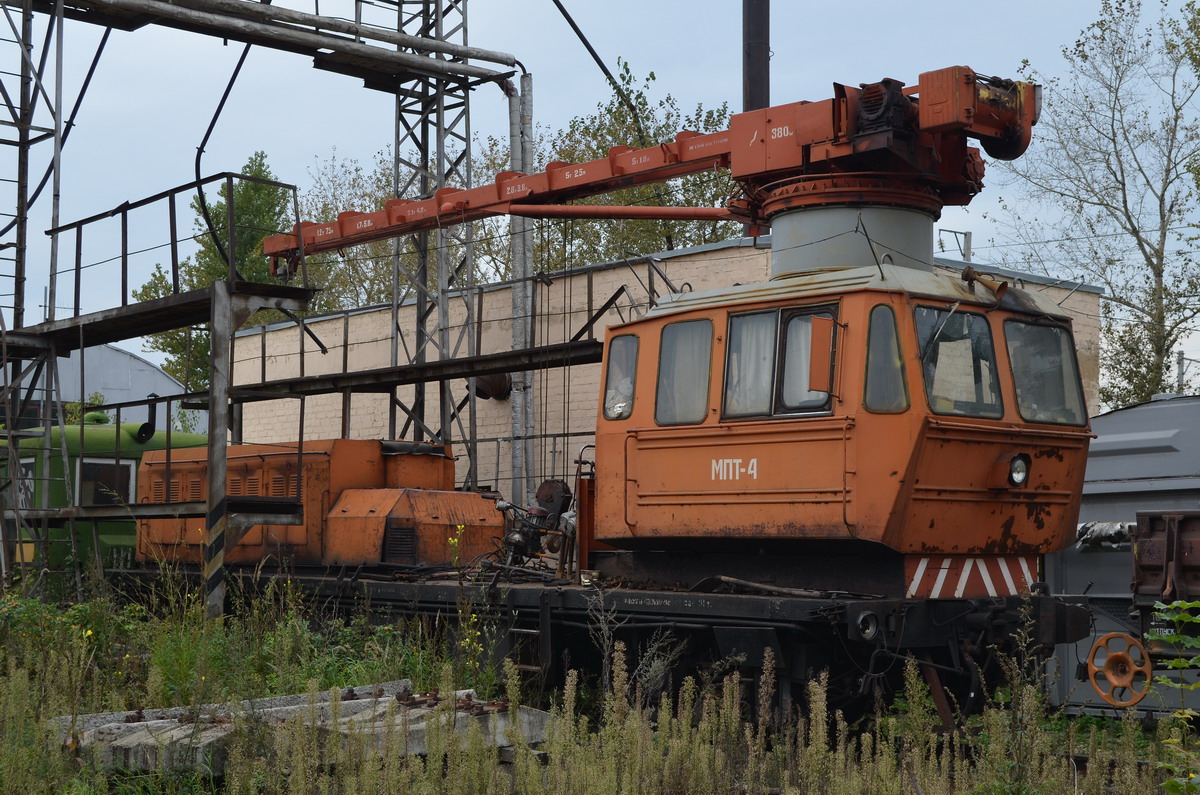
[643,263,1074,322]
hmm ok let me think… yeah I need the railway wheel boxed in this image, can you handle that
[1087,632,1152,708]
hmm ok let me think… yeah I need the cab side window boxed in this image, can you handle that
[724,312,776,417]
[864,304,909,412]
[721,306,835,419]
[779,312,833,412]
[603,335,638,420]
[656,319,713,425]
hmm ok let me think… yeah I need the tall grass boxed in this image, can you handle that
[0,578,1184,793]
[0,572,463,792]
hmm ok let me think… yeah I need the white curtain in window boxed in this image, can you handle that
[782,315,827,408]
[657,320,712,424]
[724,313,776,416]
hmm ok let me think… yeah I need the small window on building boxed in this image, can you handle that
[656,319,713,425]
[78,459,134,506]
[914,306,1003,418]
[779,312,833,412]
[603,335,639,420]
[1005,321,1087,425]
[864,304,909,412]
[724,312,777,417]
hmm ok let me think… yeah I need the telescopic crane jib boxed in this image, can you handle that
[263,65,1039,268]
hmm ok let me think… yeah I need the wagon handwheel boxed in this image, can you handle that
[1087,632,1153,708]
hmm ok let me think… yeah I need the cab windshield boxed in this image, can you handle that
[1005,320,1087,425]
[914,306,1003,419]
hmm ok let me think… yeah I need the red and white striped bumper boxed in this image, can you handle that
[904,555,1039,599]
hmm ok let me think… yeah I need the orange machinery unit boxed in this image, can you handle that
[136,439,504,567]
[588,265,1091,598]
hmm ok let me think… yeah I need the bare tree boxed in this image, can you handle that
[471,61,738,278]
[299,147,405,310]
[990,0,1200,408]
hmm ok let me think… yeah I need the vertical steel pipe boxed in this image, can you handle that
[520,71,535,503]
[508,78,526,502]
[742,0,770,112]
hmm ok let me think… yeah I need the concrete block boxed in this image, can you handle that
[55,680,549,775]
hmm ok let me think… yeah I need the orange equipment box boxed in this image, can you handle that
[135,439,477,567]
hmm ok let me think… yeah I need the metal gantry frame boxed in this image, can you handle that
[0,0,537,608]
[383,1,537,500]
[0,169,320,598]
[0,0,70,589]
[389,0,475,463]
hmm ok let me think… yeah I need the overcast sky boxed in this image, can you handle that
[11,0,1172,360]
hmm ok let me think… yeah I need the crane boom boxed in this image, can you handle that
[263,66,1038,265]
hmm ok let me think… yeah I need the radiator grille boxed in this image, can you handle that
[270,473,298,497]
[382,520,416,565]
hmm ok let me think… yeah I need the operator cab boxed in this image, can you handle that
[589,259,1091,594]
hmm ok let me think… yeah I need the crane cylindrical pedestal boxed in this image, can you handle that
[770,204,935,278]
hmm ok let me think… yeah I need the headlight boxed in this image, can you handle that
[1009,454,1031,487]
[991,452,1033,489]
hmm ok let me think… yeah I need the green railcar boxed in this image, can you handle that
[1,412,207,572]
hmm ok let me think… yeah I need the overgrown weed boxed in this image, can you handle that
[0,570,473,792]
[0,578,1181,792]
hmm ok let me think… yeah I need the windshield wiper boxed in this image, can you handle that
[920,301,961,362]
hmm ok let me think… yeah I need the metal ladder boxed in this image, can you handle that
[505,589,553,679]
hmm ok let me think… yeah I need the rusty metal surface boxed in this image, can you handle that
[138,439,386,565]
[1087,632,1152,708]
[383,444,454,490]
[1133,511,1200,604]
[506,204,735,221]
[324,489,404,566]
[263,67,1038,260]
[324,487,504,567]
[138,439,503,569]
[388,489,505,567]
[890,418,1088,555]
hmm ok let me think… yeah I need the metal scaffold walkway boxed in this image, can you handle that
[0,1,547,618]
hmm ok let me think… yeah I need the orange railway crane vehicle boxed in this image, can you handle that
[188,66,1095,712]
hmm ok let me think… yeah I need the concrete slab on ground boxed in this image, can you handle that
[54,680,550,775]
